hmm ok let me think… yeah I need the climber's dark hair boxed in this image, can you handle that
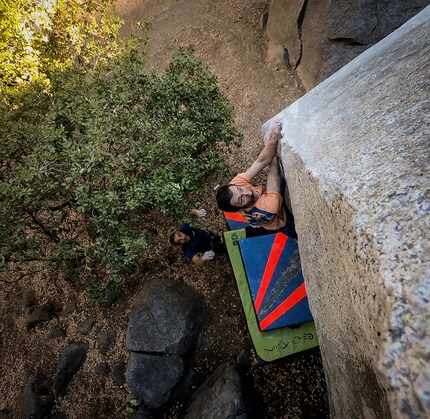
[216,184,240,213]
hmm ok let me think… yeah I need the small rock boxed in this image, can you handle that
[19,373,54,419]
[261,12,268,30]
[101,289,118,307]
[111,362,126,387]
[54,343,88,395]
[13,288,36,312]
[78,317,96,335]
[26,303,56,330]
[48,328,67,339]
[95,363,110,375]
[98,329,116,354]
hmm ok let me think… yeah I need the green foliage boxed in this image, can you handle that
[125,398,142,414]
[0,0,123,87]
[0,2,242,297]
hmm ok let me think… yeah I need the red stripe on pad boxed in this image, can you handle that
[224,212,247,222]
[259,283,307,330]
[254,233,288,312]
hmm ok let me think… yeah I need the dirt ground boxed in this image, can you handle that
[0,0,330,418]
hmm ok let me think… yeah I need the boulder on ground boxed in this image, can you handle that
[185,361,254,419]
[126,278,205,356]
[126,352,184,409]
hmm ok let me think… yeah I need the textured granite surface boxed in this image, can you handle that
[266,6,429,419]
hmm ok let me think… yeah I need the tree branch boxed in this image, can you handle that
[24,208,59,242]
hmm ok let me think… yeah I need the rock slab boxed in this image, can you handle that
[185,361,253,419]
[266,0,429,90]
[126,278,205,356]
[272,6,430,419]
[125,277,206,410]
[126,352,184,409]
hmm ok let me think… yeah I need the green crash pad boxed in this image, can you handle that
[224,229,319,363]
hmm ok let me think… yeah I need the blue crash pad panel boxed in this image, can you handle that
[239,233,313,331]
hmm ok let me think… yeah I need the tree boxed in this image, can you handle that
[0,0,123,86]
[0,1,241,299]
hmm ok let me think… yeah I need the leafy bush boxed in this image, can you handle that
[0,0,123,85]
[0,1,241,298]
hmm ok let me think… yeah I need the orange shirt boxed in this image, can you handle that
[231,173,286,230]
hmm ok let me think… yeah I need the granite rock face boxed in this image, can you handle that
[265,0,429,90]
[265,0,306,69]
[270,7,429,419]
